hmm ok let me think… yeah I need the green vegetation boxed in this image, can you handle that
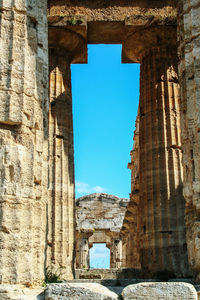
[67,17,84,26]
[43,267,62,285]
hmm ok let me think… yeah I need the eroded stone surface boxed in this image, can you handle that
[45,283,118,300]
[122,282,198,300]
[76,193,128,232]
[0,0,200,288]
[177,0,200,281]
[76,193,128,269]
[0,0,48,284]
[0,285,44,300]
[121,28,190,277]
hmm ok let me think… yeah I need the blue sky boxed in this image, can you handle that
[89,243,110,269]
[71,44,140,200]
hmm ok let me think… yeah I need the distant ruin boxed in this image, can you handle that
[75,193,129,269]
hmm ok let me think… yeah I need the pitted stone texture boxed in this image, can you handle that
[47,48,75,280]
[45,283,118,300]
[122,282,198,300]
[178,0,200,281]
[0,285,44,300]
[76,193,128,268]
[0,0,48,284]
[76,193,129,232]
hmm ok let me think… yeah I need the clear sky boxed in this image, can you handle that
[71,44,140,200]
[90,243,110,269]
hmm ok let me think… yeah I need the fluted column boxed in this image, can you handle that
[123,114,140,269]
[0,0,48,284]
[110,237,122,268]
[139,46,189,276]
[123,25,190,277]
[47,47,75,279]
[76,236,90,269]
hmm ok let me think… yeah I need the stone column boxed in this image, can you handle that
[110,238,123,268]
[178,0,200,281]
[76,237,90,269]
[47,24,87,279]
[123,25,190,277]
[106,233,119,268]
[122,114,140,269]
[47,47,75,279]
[0,0,48,284]
[121,234,128,267]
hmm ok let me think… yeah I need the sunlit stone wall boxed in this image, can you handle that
[0,0,48,284]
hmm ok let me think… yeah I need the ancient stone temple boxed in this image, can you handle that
[0,0,200,298]
[75,193,129,269]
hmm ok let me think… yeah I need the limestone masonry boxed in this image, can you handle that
[0,0,200,299]
[75,193,128,269]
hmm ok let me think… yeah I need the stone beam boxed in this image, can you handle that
[48,1,177,44]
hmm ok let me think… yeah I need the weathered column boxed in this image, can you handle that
[139,45,188,276]
[121,114,140,269]
[0,0,48,284]
[110,237,123,268]
[47,24,87,279]
[178,0,200,281]
[121,234,128,267]
[123,23,190,277]
[47,47,75,279]
[76,235,91,269]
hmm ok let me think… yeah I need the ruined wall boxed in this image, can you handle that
[178,0,200,281]
[0,0,48,284]
[76,193,129,269]
[76,193,129,232]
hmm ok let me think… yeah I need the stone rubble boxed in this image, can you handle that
[122,282,198,300]
[45,283,118,300]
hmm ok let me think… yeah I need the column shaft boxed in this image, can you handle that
[47,47,75,279]
[76,238,90,269]
[139,47,189,276]
[0,0,48,284]
[110,238,122,268]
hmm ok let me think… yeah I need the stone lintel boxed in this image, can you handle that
[76,232,94,239]
[48,1,177,30]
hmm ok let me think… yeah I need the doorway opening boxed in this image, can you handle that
[90,243,110,269]
[71,44,140,200]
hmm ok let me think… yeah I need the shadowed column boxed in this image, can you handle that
[47,23,87,279]
[48,47,75,279]
[123,24,190,277]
